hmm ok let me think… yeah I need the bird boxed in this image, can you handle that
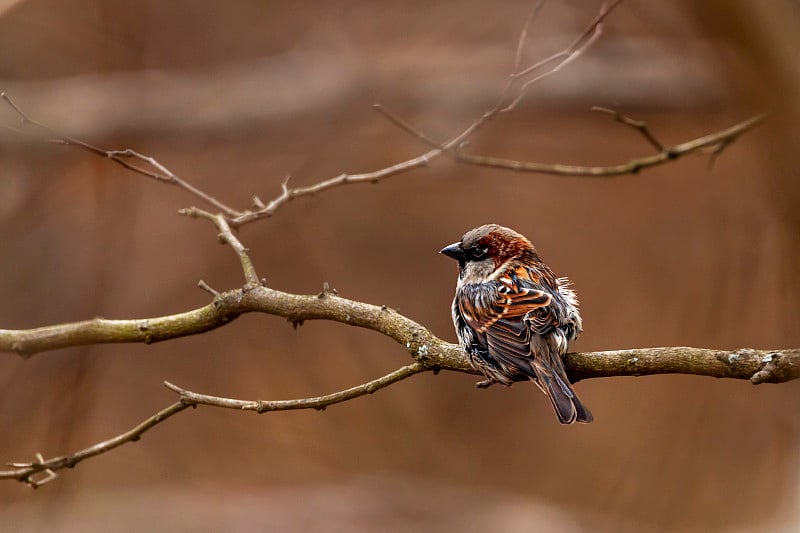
[440,224,592,424]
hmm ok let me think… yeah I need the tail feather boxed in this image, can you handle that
[531,361,593,424]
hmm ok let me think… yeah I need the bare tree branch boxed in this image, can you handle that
[179,207,260,287]
[0,1,785,489]
[455,114,765,176]
[2,2,627,228]
[164,361,427,413]
[591,106,665,151]
[0,92,241,217]
[564,347,800,384]
[0,363,428,487]
[1,343,795,487]
[501,0,623,112]
[1,402,190,488]
[2,281,797,383]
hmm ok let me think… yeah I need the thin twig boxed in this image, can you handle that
[179,207,260,286]
[0,93,240,217]
[1,4,621,227]
[230,148,444,226]
[0,363,427,486]
[592,106,664,151]
[0,401,190,486]
[513,1,546,72]
[232,2,621,227]
[502,0,624,112]
[197,280,220,297]
[455,114,765,176]
[164,362,427,413]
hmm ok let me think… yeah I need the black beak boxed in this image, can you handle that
[439,242,465,261]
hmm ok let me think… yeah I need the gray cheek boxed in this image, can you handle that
[458,258,496,285]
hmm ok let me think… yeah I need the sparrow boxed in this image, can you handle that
[440,224,592,424]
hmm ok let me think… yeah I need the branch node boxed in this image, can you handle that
[11,342,31,359]
[592,106,665,151]
[178,207,199,218]
[318,282,338,298]
[751,353,778,385]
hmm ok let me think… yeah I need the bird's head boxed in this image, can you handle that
[440,224,537,284]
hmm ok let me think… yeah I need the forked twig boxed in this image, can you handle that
[0,2,645,226]
[455,114,765,176]
[0,362,430,485]
[0,92,240,217]
[592,106,664,151]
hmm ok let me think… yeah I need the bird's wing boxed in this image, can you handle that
[457,266,557,366]
[457,277,552,336]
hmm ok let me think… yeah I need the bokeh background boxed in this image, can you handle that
[0,1,798,531]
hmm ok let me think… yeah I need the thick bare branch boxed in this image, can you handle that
[1,342,795,487]
[2,282,797,384]
[2,342,795,488]
[565,347,800,384]
[0,299,237,358]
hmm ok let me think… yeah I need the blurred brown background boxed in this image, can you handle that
[0,1,798,531]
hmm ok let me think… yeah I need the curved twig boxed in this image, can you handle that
[164,361,427,413]
[0,363,428,486]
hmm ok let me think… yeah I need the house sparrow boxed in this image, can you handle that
[440,224,592,424]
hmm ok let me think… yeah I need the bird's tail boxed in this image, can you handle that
[531,357,593,424]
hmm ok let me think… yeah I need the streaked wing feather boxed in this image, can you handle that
[458,280,551,334]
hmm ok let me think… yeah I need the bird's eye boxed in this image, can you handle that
[471,247,488,260]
